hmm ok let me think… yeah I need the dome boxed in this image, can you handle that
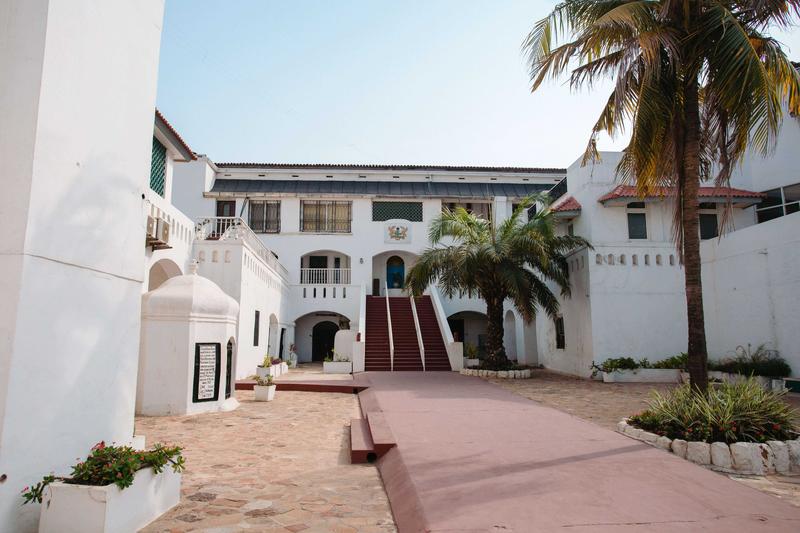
[142,265,239,319]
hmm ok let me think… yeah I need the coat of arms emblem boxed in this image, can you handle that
[387,225,408,241]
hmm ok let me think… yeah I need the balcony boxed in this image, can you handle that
[300,268,351,285]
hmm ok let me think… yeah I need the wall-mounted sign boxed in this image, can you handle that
[384,221,411,244]
[193,343,220,403]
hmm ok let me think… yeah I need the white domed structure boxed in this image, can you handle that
[137,263,240,416]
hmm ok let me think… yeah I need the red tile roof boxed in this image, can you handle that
[597,185,765,203]
[155,109,196,160]
[551,195,582,212]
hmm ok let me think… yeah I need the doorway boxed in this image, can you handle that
[386,256,405,289]
[225,339,234,399]
[312,321,338,361]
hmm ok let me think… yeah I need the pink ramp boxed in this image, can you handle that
[364,372,800,532]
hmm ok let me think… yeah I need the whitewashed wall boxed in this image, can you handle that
[702,212,800,374]
[0,1,165,530]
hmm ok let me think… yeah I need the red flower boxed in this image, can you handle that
[92,441,106,451]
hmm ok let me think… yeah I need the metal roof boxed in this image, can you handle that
[214,163,565,174]
[209,179,552,198]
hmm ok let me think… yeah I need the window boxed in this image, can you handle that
[372,201,423,222]
[301,201,352,233]
[555,316,565,350]
[567,223,574,236]
[248,200,281,233]
[699,213,718,240]
[444,202,492,220]
[626,202,647,239]
[756,183,800,223]
[149,137,166,197]
[253,310,260,346]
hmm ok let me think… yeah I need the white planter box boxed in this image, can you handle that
[254,384,276,401]
[464,358,480,368]
[280,362,289,374]
[39,466,180,533]
[256,366,280,379]
[602,369,681,383]
[323,361,352,374]
[708,371,772,389]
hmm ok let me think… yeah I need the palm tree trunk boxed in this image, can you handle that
[682,80,709,394]
[484,295,508,369]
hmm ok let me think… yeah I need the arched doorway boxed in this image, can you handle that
[386,256,405,289]
[312,321,339,361]
[225,338,235,399]
[147,259,182,291]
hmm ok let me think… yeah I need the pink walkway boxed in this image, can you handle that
[363,372,800,532]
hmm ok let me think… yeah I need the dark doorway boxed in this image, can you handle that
[372,278,380,296]
[225,340,234,399]
[215,201,236,237]
[448,318,465,343]
[386,256,405,289]
[309,256,328,283]
[278,328,286,359]
[312,321,338,361]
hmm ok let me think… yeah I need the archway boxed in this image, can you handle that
[503,310,517,361]
[448,311,488,357]
[147,258,182,291]
[386,256,405,289]
[312,321,339,361]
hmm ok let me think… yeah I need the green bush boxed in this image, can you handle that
[708,344,791,378]
[590,357,646,376]
[628,379,798,443]
[651,353,688,370]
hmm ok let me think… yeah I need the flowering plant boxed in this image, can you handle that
[255,374,274,387]
[22,441,184,504]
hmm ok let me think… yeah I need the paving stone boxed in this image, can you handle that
[639,431,659,444]
[731,442,761,474]
[758,443,776,474]
[655,436,672,450]
[788,440,800,473]
[671,439,688,459]
[710,442,733,469]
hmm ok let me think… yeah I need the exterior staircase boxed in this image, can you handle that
[415,296,452,371]
[388,298,423,371]
[365,296,391,371]
[364,294,452,372]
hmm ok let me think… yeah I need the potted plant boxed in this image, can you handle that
[257,355,280,378]
[463,342,480,368]
[708,344,791,390]
[254,375,276,401]
[323,351,352,374]
[288,343,298,368]
[24,441,184,533]
[590,357,682,383]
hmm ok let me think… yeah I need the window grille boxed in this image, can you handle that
[149,137,166,197]
[301,201,352,233]
[248,201,281,233]
[372,201,423,222]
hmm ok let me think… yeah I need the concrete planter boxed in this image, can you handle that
[708,371,774,389]
[254,384,276,401]
[323,361,352,374]
[461,368,531,379]
[617,419,800,475]
[464,358,480,368]
[39,466,181,533]
[257,365,280,379]
[280,362,289,374]
[602,369,681,383]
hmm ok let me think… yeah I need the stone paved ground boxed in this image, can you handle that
[491,369,800,508]
[137,387,396,533]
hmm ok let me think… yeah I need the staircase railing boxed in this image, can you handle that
[384,281,394,371]
[427,285,463,370]
[410,296,426,371]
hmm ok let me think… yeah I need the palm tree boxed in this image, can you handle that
[406,196,589,369]
[524,1,800,393]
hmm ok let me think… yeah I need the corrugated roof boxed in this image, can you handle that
[215,162,565,174]
[210,179,551,198]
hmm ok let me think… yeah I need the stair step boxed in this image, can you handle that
[350,418,377,464]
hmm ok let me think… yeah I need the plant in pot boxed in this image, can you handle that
[288,343,298,368]
[23,441,184,533]
[257,355,280,378]
[323,351,352,374]
[254,374,276,401]
[590,357,681,383]
[463,342,480,368]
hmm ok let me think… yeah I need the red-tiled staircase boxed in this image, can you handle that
[389,298,424,371]
[415,295,452,371]
[365,296,391,371]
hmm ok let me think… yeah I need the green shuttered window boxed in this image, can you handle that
[150,137,167,197]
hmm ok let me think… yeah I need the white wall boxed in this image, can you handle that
[0,1,165,530]
[702,212,800,374]
[730,113,800,192]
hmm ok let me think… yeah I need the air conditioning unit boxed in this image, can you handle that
[156,218,170,244]
[146,216,157,240]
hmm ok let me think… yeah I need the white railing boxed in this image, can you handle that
[385,280,394,372]
[299,268,351,285]
[410,296,425,371]
[358,282,367,343]
[428,285,463,371]
[195,216,289,279]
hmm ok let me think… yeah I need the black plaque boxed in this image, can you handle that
[193,343,221,403]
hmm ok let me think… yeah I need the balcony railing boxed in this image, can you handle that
[195,216,288,279]
[299,268,351,285]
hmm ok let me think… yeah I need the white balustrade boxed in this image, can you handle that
[299,268,351,285]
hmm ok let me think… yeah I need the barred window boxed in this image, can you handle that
[372,201,423,222]
[301,201,352,233]
[248,200,281,233]
[149,137,166,197]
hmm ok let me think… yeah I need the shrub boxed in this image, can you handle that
[651,353,688,370]
[708,344,791,378]
[260,356,272,368]
[256,374,273,387]
[464,342,479,360]
[590,357,647,376]
[22,442,184,504]
[628,379,798,443]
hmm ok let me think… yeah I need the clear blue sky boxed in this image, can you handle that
[157,0,800,168]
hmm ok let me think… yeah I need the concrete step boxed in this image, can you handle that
[350,418,377,464]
